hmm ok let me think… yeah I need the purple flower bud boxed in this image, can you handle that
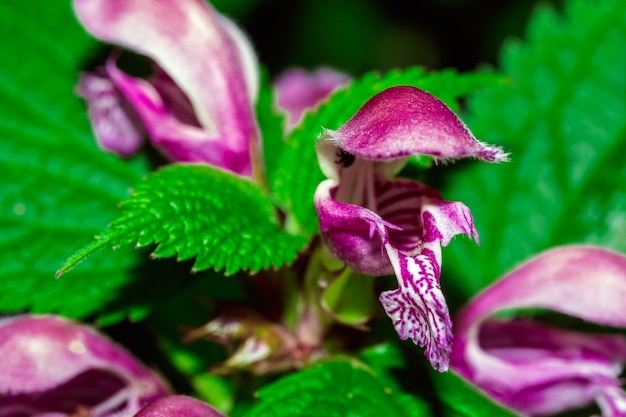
[0,315,169,416]
[77,67,146,157]
[314,86,506,371]
[451,245,626,416]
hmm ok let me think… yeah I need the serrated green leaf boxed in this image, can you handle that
[439,0,626,297]
[431,371,520,417]
[0,0,151,319]
[244,360,431,417]
[58,164,310,277]
[273,67,509,235]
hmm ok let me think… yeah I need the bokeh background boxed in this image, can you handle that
[213,0,562,76]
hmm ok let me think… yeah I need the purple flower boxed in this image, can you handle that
[74,0,260,177]
[451,245,626,416]
[314,86,507,371]
[0,314,170,416]
[134,396,225,417]
[274,68,350,127]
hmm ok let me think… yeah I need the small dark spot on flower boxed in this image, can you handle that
[335,149,355,168]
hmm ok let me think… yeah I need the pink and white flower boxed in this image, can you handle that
[0,315,169,416]
[314,85,507,371]
[451,245,626,416]
[74,0,259,177]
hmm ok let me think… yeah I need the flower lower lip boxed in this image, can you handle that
[0,369,127,415]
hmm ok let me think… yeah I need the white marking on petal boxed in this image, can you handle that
[596,384,626,417]
[380,244,453,371]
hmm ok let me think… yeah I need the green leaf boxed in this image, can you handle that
[58,164,310,277]
[0,1,150,318]
[439,0,626,297]
[358,343,414,391]
[244,359,431,417]
[431,371,520,417]
[256,67,288,202]
[273,67,509,235]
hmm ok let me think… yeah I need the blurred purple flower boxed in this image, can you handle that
[274,68,350,127]
[74,0,260,177]
[134,396,225,417]
[0,314,169,417]
[451,245,626,416]
[314,85,507,371]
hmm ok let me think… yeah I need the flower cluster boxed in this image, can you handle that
[7,0,625,416]
[74,0,511,376]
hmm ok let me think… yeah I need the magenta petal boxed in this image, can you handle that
[316,175,478,371]
[456,245,626,328]
[421,200,478,246]
[103,59,250,174]
[0,315,169,416]
[323,86,508,162]
[451,245,626,416]
[314,179,399,276]
[74,0,259,176]
[134,396,225,417]
[77,68,145,157]
[380,245,452,371]
[315,176,478,275]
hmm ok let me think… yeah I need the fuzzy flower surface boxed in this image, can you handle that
[451,245,626,417]
[314,85,507,371]
[74,0,259,177]
[134,396,225,417]
[0,314,169,416]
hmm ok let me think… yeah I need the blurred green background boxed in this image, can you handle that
[214,0,562,75]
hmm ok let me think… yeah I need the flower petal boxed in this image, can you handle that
[451,245,626,416]
[380,245,452,371]
[77,68,145,157]
[0,315,169,415]
[74,0,259,176]
[314,179,401,276]
[455,245,626,328]
[321,86,508,162]
[134,395,226,417]
[315,176,478,275]
[101,58,251,173]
